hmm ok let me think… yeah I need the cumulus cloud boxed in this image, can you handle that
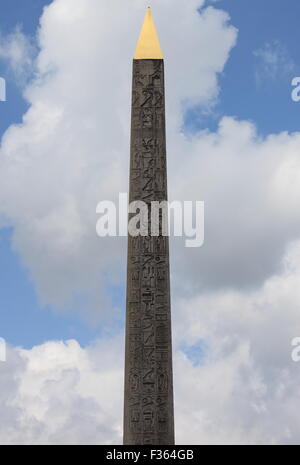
[0,337,123,445]
[174,239,300,444]
[169,117,300,295]
[253,40,296,86]
[0,26,36,84]
[3,238,300,446]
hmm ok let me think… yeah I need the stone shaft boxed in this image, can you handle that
[123,59,175,445]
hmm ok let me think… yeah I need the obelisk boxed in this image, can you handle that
[123,8,175,445]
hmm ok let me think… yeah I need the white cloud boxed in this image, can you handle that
[174,239,300,444]
[3,239,300,446]
[0,338,124,445]
[253,40,296,85]
[0,26,36,84]
[169,117,300,295]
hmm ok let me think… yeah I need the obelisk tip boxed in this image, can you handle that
[134,7,163,60]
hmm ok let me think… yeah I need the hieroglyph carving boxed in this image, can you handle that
[124,59,174,445]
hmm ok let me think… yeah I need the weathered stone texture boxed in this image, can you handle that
[123,59,175,445]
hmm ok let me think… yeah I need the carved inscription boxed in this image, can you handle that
[124,59,174,445]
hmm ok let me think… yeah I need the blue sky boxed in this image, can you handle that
[1,0,300,349]
[0,0,52,136]
[186,0,300,135]
[0,227,104,347]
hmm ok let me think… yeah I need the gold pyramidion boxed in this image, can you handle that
[134,7,163,59]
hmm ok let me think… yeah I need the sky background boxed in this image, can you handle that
[1,0,300,445]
